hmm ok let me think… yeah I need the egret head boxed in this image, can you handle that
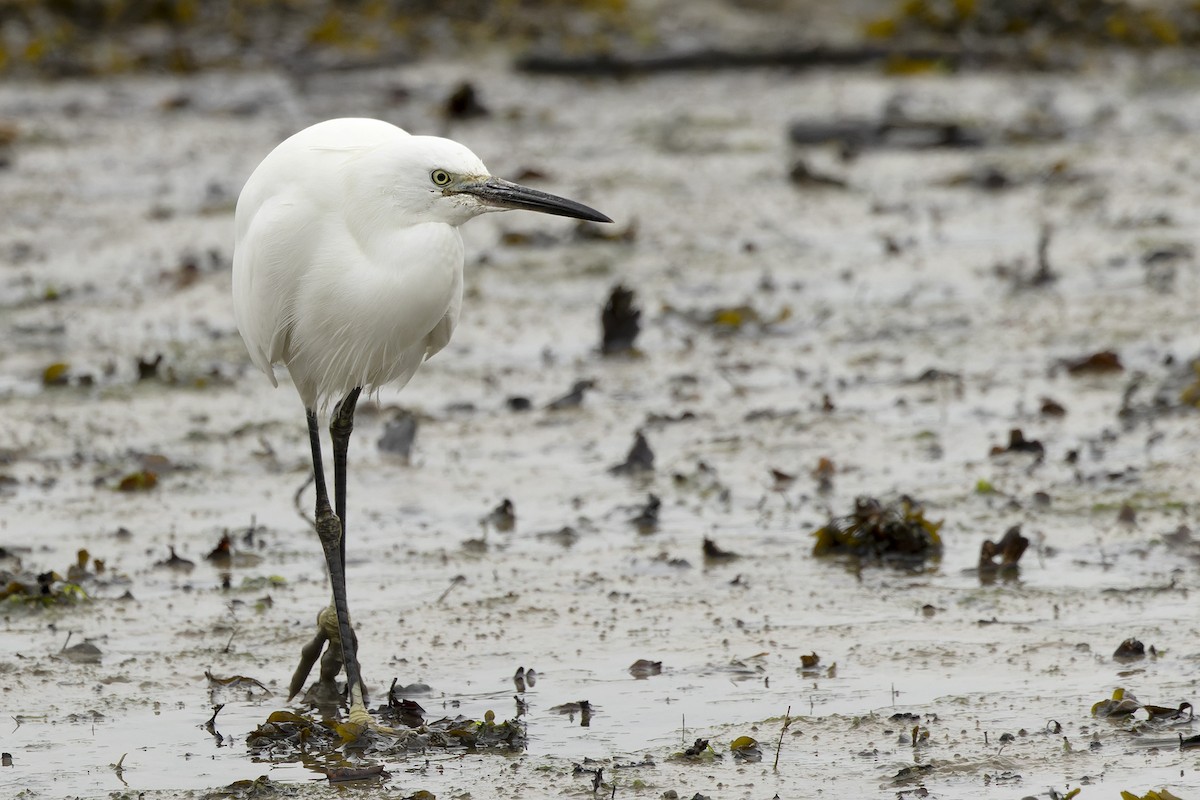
[379,135,611,227]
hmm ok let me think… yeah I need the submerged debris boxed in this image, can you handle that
[155,546,195,571]
[600,284,641,355]
[671,460,729,504]
[812,496,943,563]
[506,395,533,412]
[535,526,579,547]
[443,81,489,120]
[811,457,836,493]
[42,362,70,386]
[380,681,427,729]
[770,468,795,490]
[978,525,1029,574]
[117,469,158,492]
[519,40,1064,78]
[1040,397,1067,417]
[205,670,271,697]
[630,493,661,533]
[1181,361,1200,408]
[206,534,233,566]
[201,775,290,799]
[1063,350,1124,375]
[247,707,526,757]
[376,411,418,460]
[664,301,792,334]
[574,219,636,243]
[2,559,88,606]
[1092,688,1192,722]
[546,379,595,410]
[730,735,762,762]
[66,548,104,583]
[512,667,538,694]
[629,659,663,679]
[1119,790,1186,800]
[991,224,1060,289]
[989,429,1044,459]
[137,354,164,380]
[62,641,102,664]
[609,431,654,475]
[674,737,719,761]
[867,0,1200,49]
[326,764,387,783]
[790,111,988,153]
[481,498,516,533]
[702,538,740,562]
[1030,223,1058,287]
[788,159,847,188]
[939,163,1013,191]
[549,700,593,727]
[1113,638,1151,663]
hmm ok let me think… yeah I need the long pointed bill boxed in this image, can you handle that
[459,177,612,223]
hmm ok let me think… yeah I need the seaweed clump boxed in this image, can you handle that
[866,0,1200,49]
[246,707,526,763]
[0,0,639,78]
[812,495,942,563]
[978,524,1029,577]
[1,548,95,607]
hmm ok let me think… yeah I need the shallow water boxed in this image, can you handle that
[1,47,1199,799]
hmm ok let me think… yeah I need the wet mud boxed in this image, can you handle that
[2,11,1200,799]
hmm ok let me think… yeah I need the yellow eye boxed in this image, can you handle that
[431,169,451,187]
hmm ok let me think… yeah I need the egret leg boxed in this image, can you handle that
[290,408,367,723]
[329,388,363,703]
[330,387,362,572]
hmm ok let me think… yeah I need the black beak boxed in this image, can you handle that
[460,177,612,223]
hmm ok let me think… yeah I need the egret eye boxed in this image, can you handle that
[431,169,452,187]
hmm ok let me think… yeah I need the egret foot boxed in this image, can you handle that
[288,606,355,705]
[344,681,404,737]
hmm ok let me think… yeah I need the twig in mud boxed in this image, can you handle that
[60,631,72,652]
[222,603,241,654]
[293,471,315,528]
[773,705,792,770]
[110,752,127,785]
[436,575,466,604]
[256,435,276,463]
[1031,223,1057,286]
[205,704,224,731]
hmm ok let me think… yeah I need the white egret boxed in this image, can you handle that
[232,117,610,727]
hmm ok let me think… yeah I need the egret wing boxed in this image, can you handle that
[423,259,463,360]
[232,192,322,386]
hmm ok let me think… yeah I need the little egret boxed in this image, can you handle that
[232,118,610,727]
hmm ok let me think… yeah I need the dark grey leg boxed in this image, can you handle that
[287,406,366,712]
[331,388,362,568]
[329,388,363,698]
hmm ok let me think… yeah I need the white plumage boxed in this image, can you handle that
[233,118,484,409]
